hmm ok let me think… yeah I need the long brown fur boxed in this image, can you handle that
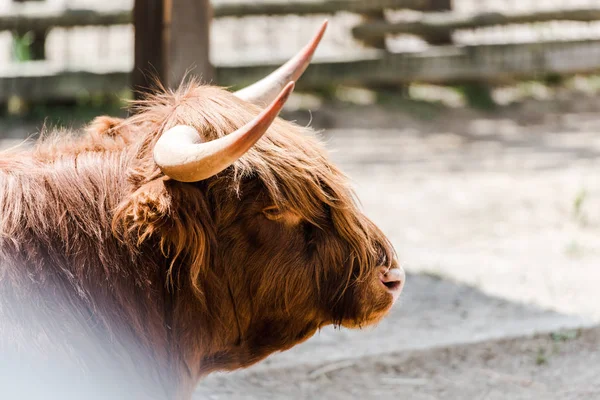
[0,80,397,399]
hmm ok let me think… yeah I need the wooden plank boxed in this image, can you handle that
[212,0,432,17]
[359,10,388,51]
[164,0,214,88]
[422,0,451,11]
[0,0,433,33]
[218,40,600,87]
[4,40,600,101]
[353,9,600,43]
[0,9,130,31]
[133,0,165,96]
[0,70,130,102]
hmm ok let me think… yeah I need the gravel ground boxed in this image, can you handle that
[197,326,600,400]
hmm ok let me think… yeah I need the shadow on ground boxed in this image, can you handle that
[196,273,593,399]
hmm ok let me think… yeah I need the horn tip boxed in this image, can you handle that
[315,20,328,42]
[279,82,295,102]
[267,82,295,111]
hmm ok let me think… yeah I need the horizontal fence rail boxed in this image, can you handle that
[211,40,600,87]
[0,9,129,31]
[213,0,436,17]
[0,70,129,102]
[353,8,600,43]
[3,39,600,102]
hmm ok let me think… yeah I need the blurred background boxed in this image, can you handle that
[0,0,599,398]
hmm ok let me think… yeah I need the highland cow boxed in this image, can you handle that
[0,22,404,399]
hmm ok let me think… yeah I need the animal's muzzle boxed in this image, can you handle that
[378,265,405,303]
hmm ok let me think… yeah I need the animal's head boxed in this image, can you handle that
[113,22,405,371]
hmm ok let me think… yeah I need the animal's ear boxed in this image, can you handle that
[112,177,173,246]
[112,178,214,287]
[83,116,133,150]
[86,116,124,137]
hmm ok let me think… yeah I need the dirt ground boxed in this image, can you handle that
[196,95,600,399]
[196,326,600,400]
[314,95,600,322]
[2,94,599,399]
[196,272,592,399]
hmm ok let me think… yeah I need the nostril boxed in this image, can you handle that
[378,266,405,296]
[382,280,401,291]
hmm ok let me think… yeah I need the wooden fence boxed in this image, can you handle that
[2,0,600,103]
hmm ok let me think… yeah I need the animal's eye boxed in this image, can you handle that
[262,206,283,221]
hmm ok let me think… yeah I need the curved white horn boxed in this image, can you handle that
[154,82,295,182]
[234,20,327,106]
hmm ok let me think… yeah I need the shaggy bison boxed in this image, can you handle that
[0,22,404,399]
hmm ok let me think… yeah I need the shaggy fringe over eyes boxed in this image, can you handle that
[116,79,394,299]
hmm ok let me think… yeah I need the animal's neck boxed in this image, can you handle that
[0,147,189,399]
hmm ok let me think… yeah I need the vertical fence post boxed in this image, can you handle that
[423,0,453,45]
[359,10,388,51]
[423,0,495,108]
[358,6,406,96]
[133,0,166,98]
[133,0,214,99]
[164,0,214,88]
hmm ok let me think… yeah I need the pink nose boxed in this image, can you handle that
[379,265,405,303]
